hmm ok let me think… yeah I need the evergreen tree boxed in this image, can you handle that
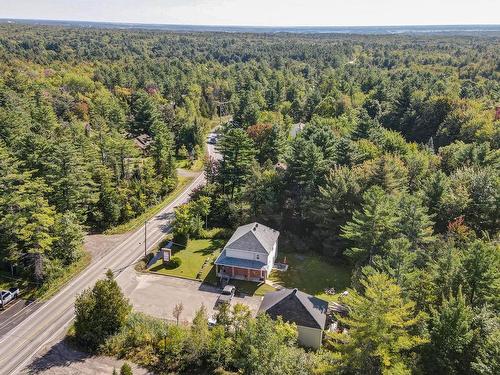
[420,170,451,231]
[43,137,96,220]
[52,211,85,265]
[310,166,362,256]
[369,154,409,194]
[130,90,162,135]
[396,194,435,250]
[93,166,121,229]
[150,121,176,183]
[330,272,427,374]
[216,128,256,199]
[341,186,399,264]
[461,240,500,310]
[74,269,131,350]
[424,288,475,375]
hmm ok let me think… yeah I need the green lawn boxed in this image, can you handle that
[269,250,352,302]
[230,279,276,296]
[175,156,204,172]
[149,239,224,280]
[105,176,193,235]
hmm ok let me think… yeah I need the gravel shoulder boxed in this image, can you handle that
[84,233,130,263]
[22,340,150,375]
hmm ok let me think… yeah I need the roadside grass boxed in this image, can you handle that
[33,251,92,300]
[148,239,224,280]
[0,250,91,301]
[269,250,352,302]
[104,176,194,235]
[0,271,29,292]
[175,156,204,172]
[208,115,231,130]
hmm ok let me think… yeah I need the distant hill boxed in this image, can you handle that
[1,18,499,35]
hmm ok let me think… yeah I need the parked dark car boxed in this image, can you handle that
[216,285,235,307]
[0,287,19,309]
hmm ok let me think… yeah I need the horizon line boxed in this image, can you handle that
[2,17,499,29]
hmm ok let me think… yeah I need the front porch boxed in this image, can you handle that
[216,265,267,282]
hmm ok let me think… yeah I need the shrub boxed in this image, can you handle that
[164,257,182,269]
[120,362,133,375]
[199,227,233,240]
[135,252,154,272]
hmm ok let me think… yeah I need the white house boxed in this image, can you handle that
[259,288,329,349]
[214,222,279,282]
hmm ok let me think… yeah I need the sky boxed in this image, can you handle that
[0,0,499,27]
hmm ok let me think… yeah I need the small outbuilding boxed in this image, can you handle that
[258,288,328,349]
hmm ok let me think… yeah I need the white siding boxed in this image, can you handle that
[225,239,277,271]
[225,248,268,264]
[297,325,323,349]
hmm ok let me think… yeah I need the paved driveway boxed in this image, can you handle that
[129,273,262,323]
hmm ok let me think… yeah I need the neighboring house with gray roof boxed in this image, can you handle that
[259,288,329,349]
[290,122,305,138]
[214,222,279,282]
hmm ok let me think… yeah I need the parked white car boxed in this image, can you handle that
[0,287,19,309]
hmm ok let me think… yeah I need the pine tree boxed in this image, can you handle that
[370,154,409,194]
[150,121,176,183]
[43,137,96,220]
[130,90,162,135]
[216,128,256,199]
[310,166,361,256]
[341,186,399,264]
[396,194,435,250]
[52,211,85,265]
[424,288,475,374]
[461,240,500,309]
[94,166,121,229]
[330,272,427,374]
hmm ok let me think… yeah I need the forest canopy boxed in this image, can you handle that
[0,24,499,375]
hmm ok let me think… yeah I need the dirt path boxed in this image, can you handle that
[22,340,150,375]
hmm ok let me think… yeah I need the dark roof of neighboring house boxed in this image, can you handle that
[225,222,279,255]
[259,288,328,330]
[133,134,153,151]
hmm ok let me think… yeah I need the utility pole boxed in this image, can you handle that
[144,220,147,257]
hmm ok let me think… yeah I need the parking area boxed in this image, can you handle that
[129,273,263,323]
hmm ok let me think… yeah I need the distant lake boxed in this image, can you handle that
[1,19,500,35]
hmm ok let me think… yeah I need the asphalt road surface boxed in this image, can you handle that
[0,140,217,374]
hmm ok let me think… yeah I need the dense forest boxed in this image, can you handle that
[0,24,499,374]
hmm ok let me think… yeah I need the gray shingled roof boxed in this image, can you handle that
[225,222,279,254]
[290,122,305,138]
[259,288,328,330]
[214,249,268,270]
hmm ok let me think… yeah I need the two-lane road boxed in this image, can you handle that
[0,148,213,374]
